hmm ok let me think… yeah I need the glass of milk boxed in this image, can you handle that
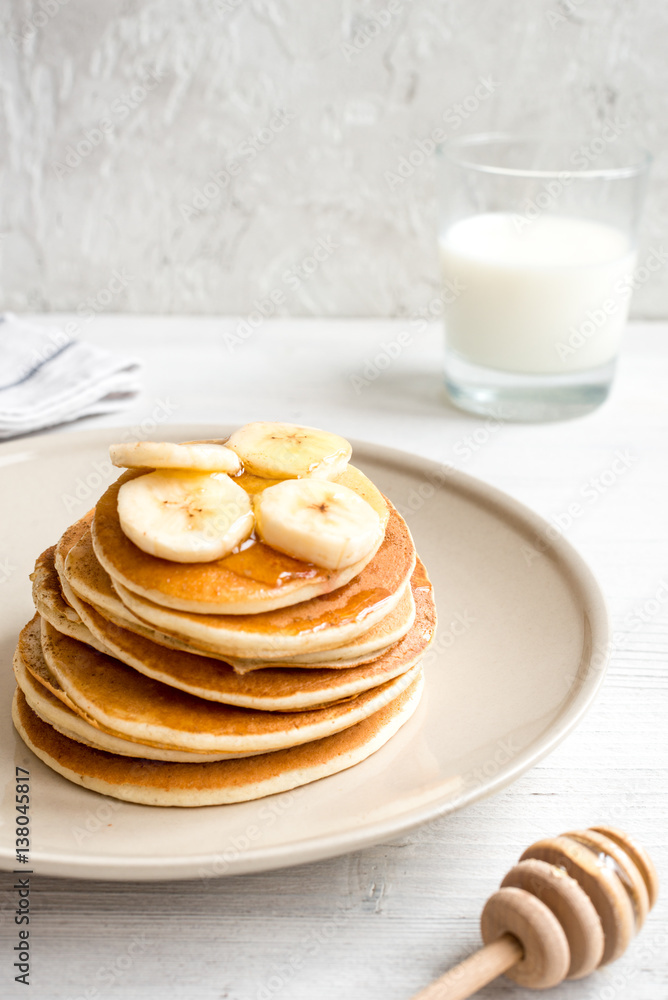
[438,134,650,420]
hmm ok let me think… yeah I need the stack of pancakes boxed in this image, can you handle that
[12,451,436,807]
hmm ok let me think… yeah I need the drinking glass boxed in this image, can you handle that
[438,134,650,420]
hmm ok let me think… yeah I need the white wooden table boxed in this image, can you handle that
[3,316,667,1000]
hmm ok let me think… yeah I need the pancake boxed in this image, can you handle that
[228,643,398,672]
[32,615,422,753]
[17,617,265,759]
[12,672,423,806]
[225,584,417,671]
[32,547,81,625]
[14,426,436,810]
[108,506,416,659]
[17,616,80,711]
[63,525,413,669]
[77,577,429,703]
[32,546,113,655]
[59,522,247,663]
[39,542,435,708]
[62,508,416,660]
[13,648,249,763]
[92,465,391,615]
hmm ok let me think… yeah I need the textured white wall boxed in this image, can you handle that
[1,0,667,317]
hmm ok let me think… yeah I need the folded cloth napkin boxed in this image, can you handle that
[0,314,142,439]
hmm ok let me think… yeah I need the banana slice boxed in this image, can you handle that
[110,440,241,474]
[254,479,382,570]
[117,470,253,563]
[226,422,352,480]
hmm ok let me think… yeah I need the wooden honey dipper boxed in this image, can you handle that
[411,826,659,1000]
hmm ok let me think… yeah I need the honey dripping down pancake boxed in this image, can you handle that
[61,525,415,669]
[35,544,435,710]
[92,464,390,615]
[108,503,416,659]
[33,612,422,754]
[12,421,437,806]
[62,507,417,661]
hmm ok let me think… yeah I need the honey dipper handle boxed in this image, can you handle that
[410,933,523,1000]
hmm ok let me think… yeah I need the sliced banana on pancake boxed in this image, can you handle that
[109,441,241,476]
[254,478,382,570]
[226,422,351,480]
[118,470,253,563]
[110,440,241,473]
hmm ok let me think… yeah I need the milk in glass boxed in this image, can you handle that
[440,213,636,375]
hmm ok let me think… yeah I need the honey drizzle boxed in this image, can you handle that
[222,533,320,588]
[221,469,325,585]
[108,451,392,620]
[276,588,393,636]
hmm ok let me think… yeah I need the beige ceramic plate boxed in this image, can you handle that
[0,426,609,881]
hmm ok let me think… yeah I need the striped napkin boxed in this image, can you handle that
[0,314,142,439]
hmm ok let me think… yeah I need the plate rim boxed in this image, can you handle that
[0,424,610,880]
